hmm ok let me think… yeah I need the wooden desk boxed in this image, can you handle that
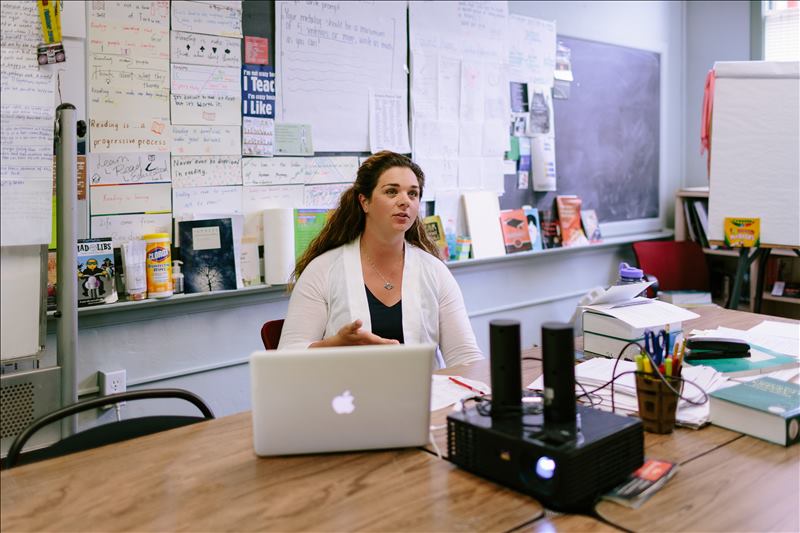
[1,412,542,532]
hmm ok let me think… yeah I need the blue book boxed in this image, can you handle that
[178,218,237,294]
[709,378,800,446]
[522,206,543,251]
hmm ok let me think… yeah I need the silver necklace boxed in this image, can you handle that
[364,252,395,291]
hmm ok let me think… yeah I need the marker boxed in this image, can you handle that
[448,376,487,396]
[635,353,644,372]
[658,363,666,375]
[642,352,653,374]
[665,357,673,377]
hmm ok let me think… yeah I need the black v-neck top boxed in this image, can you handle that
[365,285,404,343]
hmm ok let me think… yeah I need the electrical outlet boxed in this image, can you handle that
[99,369,127,397]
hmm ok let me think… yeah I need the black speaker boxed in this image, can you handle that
[541,322,576,425]
[489,319,522,416]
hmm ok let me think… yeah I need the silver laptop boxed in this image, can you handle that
[250,344,435,456]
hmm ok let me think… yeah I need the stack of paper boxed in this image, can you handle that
[527,358,728,428]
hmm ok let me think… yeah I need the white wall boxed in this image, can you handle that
[683,1,751,188]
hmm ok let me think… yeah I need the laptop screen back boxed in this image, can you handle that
[250,344,435,456]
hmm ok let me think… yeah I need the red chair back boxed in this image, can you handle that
[260,319,285,350]
[632,241,710,292]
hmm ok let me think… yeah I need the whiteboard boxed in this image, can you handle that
[275,1,407,152]
[708,61,799,248]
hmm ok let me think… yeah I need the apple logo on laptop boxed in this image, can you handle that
[332,390,355,414]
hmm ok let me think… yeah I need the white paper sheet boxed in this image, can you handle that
[431,375,490,411]
[170,30,241,67]
[171,155,242,187]
[434,189,465,237]
[304,183,350,209]
[276,1,407,152]
[747,321,800,358]
[170,64,241,125]
[172,125,241,156]
[242,157,359,186]
[87,18,169,59]
[88,53,170,152]
[88,153,171,185]
[170,0,243,38]
[369,90,411,154]
[242,117,274,157]
[459,62,484,123]
[412,120,459,158]
[172,185,243,217]
[457,157,482,190]
[88,1,170,26]
[263,208,295,285]
[583,299,700,330]
[508,14,556,88]
[243,185,305,244]
[410,51,438,120]
[531,134,557,191]
[90,213,172,242]
[90,183,172,215]
[481,157,506,193]
[409,1,508,64]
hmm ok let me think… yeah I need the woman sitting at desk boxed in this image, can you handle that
[278,151,483,368]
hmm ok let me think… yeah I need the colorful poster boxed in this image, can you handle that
[244,36,269,65]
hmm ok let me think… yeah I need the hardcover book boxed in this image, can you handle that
[499,209,532,253]
[178,218,237,294]
[556,195,589,247]
[709,377,800,446]
[522,206,543,251]
[77,238,118,307]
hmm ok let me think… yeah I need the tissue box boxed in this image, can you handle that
[583,311,682,360]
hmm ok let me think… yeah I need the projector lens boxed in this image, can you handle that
[535,456,556,479]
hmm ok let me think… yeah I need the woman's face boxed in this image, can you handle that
[359,166,421,236]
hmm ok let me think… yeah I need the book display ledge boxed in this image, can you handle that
[47,229,674,333]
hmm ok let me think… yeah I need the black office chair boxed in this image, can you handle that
[4,388,215,469]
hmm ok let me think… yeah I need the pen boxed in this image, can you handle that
[448,376,486,396]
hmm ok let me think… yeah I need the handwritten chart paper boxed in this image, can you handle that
[171,155,242,187]
[87,19,169,59]
[243,117,274,156]
[88,1,170,27]
[88,153,171,185]
[173,186,243,217]
[171,1,243,38]
[171,31,241,67]
[171,64,241,125]
[243,185,304,243]
[242,157,358,186]
[91,213,172,241]
[88,53,170,152]
[276,1,407,152]
[172,125,241,155]
[90,183,172,215]
[1,1,56,245]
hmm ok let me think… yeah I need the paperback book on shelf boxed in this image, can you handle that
[556,195,589,247]
[522,206,543,251]
[580,209,602,243]
[709,377,800,446]
[539,209,561,249]
[423,214,449,260]
[499,208,532,253]
[77,238,118,307]
[178,218,238,294]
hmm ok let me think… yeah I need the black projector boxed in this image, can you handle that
[446,320,644,513]
[446,402,643,513]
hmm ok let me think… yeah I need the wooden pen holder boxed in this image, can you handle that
[635,373,682,434]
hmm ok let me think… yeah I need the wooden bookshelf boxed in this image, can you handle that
[675,188,800,319]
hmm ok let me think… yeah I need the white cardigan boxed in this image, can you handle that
[278,239,484,368]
